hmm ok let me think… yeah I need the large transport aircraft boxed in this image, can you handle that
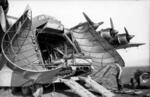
[0,0,147,97]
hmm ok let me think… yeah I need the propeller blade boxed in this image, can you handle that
[110,18,114,29]
[82,12,93,25]
[24,4,31,13]
[124,27,129,36]
[129,35,135,40]
[93,22,104,30]
[0,6,7,32]
[124,27,135,41]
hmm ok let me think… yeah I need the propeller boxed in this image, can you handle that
[109,17,118,37]
[82,12,93,25]
[110,18,114,29]
[124,27,134,42]
[82,12,103,30]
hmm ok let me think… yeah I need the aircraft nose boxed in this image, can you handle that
[128,35,135,41]
[129,35,135,39]
[93,22,103,30]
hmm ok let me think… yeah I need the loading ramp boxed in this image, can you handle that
[60,78,96,97]
[60,77,115,97]
[79,76,115,97]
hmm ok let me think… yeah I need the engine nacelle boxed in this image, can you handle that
[117,35,129,45]
[100,30,112,41]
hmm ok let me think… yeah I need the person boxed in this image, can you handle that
[130,77,136,89]
[134,69,143,88]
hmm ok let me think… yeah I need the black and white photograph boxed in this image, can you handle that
[0,0,149,97]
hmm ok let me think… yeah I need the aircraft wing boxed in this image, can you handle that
[71,21,125,89]
[71,18,124,75]
[115,43,145,49]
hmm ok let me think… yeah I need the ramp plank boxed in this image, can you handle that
[79,76,115,97]
[60,79,96,97]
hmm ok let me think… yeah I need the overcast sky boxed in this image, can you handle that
[8,0,150,67]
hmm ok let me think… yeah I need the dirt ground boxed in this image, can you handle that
[0,66,149,97]
[0,87,150,97]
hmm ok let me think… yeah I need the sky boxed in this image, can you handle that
[8,0,150,67]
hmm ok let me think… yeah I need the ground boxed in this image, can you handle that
[0,87,150,97]
[0,66,150,97]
